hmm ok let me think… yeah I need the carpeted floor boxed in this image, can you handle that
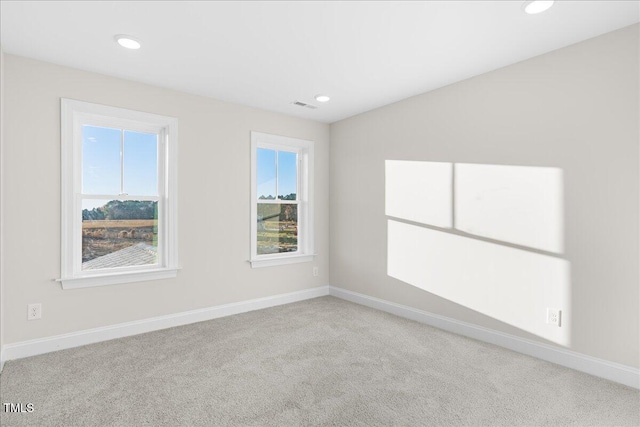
[1,296,638,426]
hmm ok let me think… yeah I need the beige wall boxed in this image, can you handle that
[2,55,330,344]
[330,24,639,367]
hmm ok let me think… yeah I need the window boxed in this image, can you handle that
[60,99,178,289]
[250,132,314,267]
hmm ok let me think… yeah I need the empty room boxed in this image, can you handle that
[0,1,639,425]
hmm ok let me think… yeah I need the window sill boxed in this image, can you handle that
[250,254,315,268]
[57,268,179,290]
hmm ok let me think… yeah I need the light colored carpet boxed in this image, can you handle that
[1,296,638,426]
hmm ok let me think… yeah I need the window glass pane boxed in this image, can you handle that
[277,151,297,200]
[257,148,276,200]
[82,125,121,195]
[82,199,158,270]
[123,130,158,196]
[257,203,298,254]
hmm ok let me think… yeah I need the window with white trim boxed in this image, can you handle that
[250,132,314,268]
[59,99,178,289]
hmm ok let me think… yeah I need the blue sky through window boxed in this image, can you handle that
[277,151,297,198]
[257,148,297,199]
[124,130,158,195]
[257,148,276,199]
[82,125,120,195]
[82,125,158,210]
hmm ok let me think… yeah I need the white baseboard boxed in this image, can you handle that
[329,285,640,389]
[1,286,329,363]
[3,284,637,389]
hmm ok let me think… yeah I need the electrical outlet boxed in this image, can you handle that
[546,308,561,327]
[27,303,42,321]
[313,267,319,277]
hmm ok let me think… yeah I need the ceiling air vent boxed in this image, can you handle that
[292,101,317,110]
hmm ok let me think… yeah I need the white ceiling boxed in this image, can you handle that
[1,1,638,123]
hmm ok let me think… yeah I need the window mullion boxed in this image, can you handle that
[298,153,302,202]
[297,151,302,226]
[80,194,160,201]
[120,129,125,195]
[275,150,279,201]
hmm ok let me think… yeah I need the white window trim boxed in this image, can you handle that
[250,131,315,268]
[59,99,179,289]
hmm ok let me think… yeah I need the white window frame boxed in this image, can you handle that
[59,99,179,289]
[250,131,315,268]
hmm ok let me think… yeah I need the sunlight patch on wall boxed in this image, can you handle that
[455,163,564,254]
[387,220,571,346]
[385,160,452,228]
[385,160,570,346]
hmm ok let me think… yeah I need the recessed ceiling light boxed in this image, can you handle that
[115,35,141,50]
[315,94,331,103]
[523,1,555,15]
